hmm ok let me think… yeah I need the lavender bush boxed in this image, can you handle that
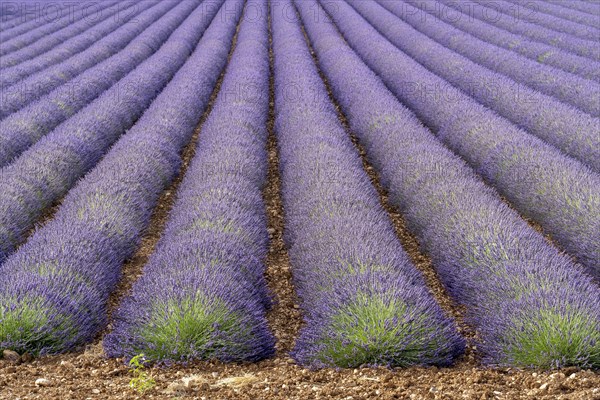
[0,1,117,56]
[417,0,600,83]
[272,0,464,369]
[503,0,600,28]
[440,0,599,61]
[478,0,600,41]
[0,0,191,164]
[0,0,127,68]
[0,2,84,40]
[105,0,276,363]
[0,0,241,355]
[0,1,168,88]
[546,0,600,15]
[0,0,183,120]
[0,0,221,265]
[348,0,600,170]
[320,0,600,280]
[378,0,600,116]
[298,0,600,368]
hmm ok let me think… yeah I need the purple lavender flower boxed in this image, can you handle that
[0,0,237,355]
[414,0,600,83]
[0,0,133,69]
[272,0,464,369]
[378,0,600,115]
[306,0,600,368]
[0,1,114,56]
[440,0,600,61]
[476,0,599,41]
[105,0,275,363]
[349,0,600,170]
[320,0,600,280]
[0,0,219,265]
[0,1,161,85]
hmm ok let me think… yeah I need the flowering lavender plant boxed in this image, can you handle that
[272,0,464,369]
[378,0,600,116]
[105,0,275,363]
[305,0,600,368]
[349,0,600,171]
[442,0,599,61]
[321,0,600,280]
[0,1,162,85]
[0,0,129,69]
[0,0,218,265]
[0,0,238,354]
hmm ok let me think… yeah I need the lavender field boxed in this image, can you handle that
[0,0,599,398]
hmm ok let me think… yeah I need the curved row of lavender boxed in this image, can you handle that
[0,1,149,70]
[0,1,116,56]
[419,0,600,83]
[0,0,220,266]
[547,0,600,15]
[298,0,600,369]
[0,6,32,29]
[0,7,28,29]
[0,1,170,89]
[0,2,82,38]
[504,0,600,28]
[0,0,126,68]
[440,0,599,61]
[0,6,26,27]
[0,0,188,165]
[320,0,600,280]
[0,2,89,42]
[0,0,241,356]
[0,1,148,81]
[378,0,600,116]
[477,0,599,41]
[348,0,600,171]
[0,0,182,120]
[106,0,276,363]
[272,0,464,369]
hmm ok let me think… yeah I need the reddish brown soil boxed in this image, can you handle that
[2,5,599,400]
[2,348,599,399]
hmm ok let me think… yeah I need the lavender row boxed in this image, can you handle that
[0,0,237,356]
[0,0,179,120]
[0,2,81,39]
[0,2,127,69]
[379,0,600,116]
[419,0,600,83]
[349,0,600,172]
[321,0,600,280]
[0,0,216,266]
[0,1,157,88]
[0,2,117,56]
[0,1,145,69]
[272,0,464,368]
[547,0,600,15]
[299,0,600,369]
[505,0,600,28]
[106,0,276,363]
[440,0,600,61]
[477,0,599,41]
[0,1,184,165]
[0,2,80,33]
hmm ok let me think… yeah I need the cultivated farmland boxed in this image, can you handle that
[0,0,599,399]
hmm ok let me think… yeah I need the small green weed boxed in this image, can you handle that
[128,354,155,393]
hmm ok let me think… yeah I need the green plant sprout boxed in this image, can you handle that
[128,354,155,393]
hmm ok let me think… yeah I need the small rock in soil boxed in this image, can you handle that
[20,353,34,363]
[35,378,52,387]
[2,349,21,364]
